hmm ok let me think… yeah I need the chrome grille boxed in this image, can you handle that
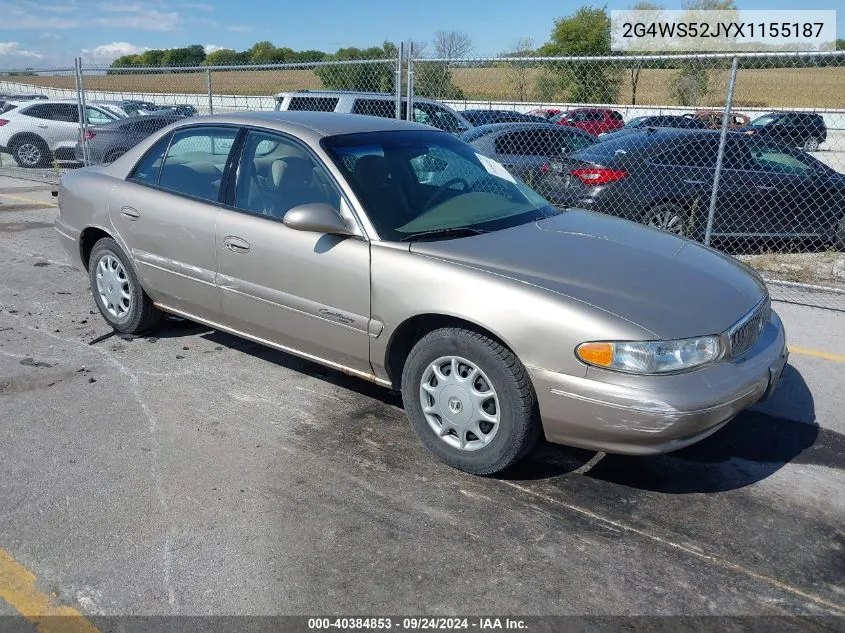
[728,296,770,357]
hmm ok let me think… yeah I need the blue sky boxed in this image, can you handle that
[0,0,841,67]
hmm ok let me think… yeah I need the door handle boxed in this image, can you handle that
[36,124,48,129]
[120,206,140,220]
[223,236,250,253]
[683,179,705,185]
[756,185,775,191]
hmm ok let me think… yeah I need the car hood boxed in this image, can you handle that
[409,210,767,339]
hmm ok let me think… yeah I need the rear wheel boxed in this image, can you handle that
[401,327,540,475]
[803,137,820,152]
[833,216,845,252]
[11,136,50,168]
[88,238,160,334]
[643,202,686,236]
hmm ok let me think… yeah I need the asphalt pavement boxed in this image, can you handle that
[0,175,843,626]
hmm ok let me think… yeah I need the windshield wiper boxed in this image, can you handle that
[400,227,487,242]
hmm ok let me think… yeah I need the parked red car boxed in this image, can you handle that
[552,108,625,136]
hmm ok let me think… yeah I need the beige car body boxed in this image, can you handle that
[55,112,788,457]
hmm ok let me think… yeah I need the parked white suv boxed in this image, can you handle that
[0,100,122,167]
[273,91,472,134]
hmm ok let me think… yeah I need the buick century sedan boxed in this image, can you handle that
[55,112,788,474]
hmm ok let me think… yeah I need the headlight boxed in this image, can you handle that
[576,336,721,374]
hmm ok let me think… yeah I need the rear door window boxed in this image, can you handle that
[351,99,395,118]
[287,97,339,112]
[494,130,545,156]
[157,126,239,202]
[655,138,719,168]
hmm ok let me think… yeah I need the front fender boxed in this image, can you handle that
[369,242,653,382]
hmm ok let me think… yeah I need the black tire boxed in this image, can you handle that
[88,237,161,334]
[803,137,820,152]
[11,135,50,168]
[833,216,845,252]
[401,327,540,475]
[642,202,687,237]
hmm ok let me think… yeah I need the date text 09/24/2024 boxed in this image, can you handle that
[307,617,528,630]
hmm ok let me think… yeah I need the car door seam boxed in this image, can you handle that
[217,282,372,336]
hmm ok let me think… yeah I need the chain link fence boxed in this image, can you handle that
[0,50,843,309]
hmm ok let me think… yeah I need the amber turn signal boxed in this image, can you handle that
[576,342,614,367]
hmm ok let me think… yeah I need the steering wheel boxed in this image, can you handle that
[426,178,469,209]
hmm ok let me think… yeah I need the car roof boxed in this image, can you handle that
[465,121,565,134]
[167,111,436,137]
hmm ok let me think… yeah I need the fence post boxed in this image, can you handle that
[73,57,90,167]
[206,68,214,115]
[705,55,739,247]
[405,43,414,122]
[395,42,404,120]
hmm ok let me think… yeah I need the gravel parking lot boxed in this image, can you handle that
[0,176,844,625]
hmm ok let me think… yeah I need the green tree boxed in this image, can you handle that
[537,7,622,103]
[313,42,396,92]
[248,41,281,63]
[161,44,206,67]
[110,54,141,68]
[204,49,249,65]
[138,49,166,67]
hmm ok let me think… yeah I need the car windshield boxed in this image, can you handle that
[749,114,780,127]
[321,130,559,242]
[627,117,648,127]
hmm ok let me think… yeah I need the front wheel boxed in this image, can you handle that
[88,237,161,334]
[401,328,540,475]
[803,137,820,152]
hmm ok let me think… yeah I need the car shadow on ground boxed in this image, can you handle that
[196,327,404,408]
[139,320,838,494]
[505,364,843,493]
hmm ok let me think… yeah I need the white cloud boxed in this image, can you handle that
[2,15,81,29]
[184,2,213,10]
[81,42,150,63]
[204,45,229,55]
[225,25,251,32]
[39,32,61,40]
[0,42,44,59]
[97,10,180,31]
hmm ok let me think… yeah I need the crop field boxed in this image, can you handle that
[6,65,845,108]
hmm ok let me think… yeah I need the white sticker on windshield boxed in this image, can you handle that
[475,153,517,184]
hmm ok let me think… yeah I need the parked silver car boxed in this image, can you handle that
[55,112,788,474]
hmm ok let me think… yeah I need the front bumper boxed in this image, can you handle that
[530,310,788,455]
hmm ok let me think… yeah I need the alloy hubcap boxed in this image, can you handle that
[95,253,132,320]
[17,143,41,166]
[419,356,500,452]
[648,208,683,235]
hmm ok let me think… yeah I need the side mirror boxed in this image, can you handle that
[282,203,352,236]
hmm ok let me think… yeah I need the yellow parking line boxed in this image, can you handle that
[789,346,845,364]
[0,547,101,633]
[0,193,57,208]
